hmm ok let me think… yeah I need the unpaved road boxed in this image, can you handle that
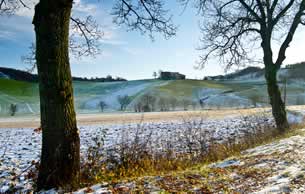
[1,105,305,128]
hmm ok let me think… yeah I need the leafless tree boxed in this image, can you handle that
[9,103,17,116]
[181,0,305,130]
[70,16,103,58]
[99,101,107,112]
[142,93,157,111]
[153,71,158,79]
[1,0,177,190]
[118,95,132,111]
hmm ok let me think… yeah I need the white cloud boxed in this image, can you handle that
[73,0,97,15]
[100,39,127,46]
[0,30,16,40]
[15,0,37,18]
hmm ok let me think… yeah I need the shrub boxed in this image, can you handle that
[9,103,17,116]
[117,95,132,111]
[80,128,107,185]
[99,101,107,112]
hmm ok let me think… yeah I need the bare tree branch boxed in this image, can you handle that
[275,0,305,66]
[70,16,103,58]
[272,0,295,26]
[0,0,29,15]
[112,0,177,39]
[191,0,305,71]
[21,43,36,72]
[195,0,262,69]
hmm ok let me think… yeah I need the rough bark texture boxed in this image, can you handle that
[33,0,80,190]
[265,65,289,131]
[261,28,289,132]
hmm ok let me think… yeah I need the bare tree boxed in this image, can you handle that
[99,101,107,112]
[118,95,132,111]
[9,103,17,116]
[1,0,177,190]
[141,93,157,112]
[182,0,305,131]
[153,71,158,79]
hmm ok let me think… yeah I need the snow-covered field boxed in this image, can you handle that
[0,113,277,193]
[0,110,304,193]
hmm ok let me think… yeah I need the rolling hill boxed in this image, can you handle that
[1,62,305,116]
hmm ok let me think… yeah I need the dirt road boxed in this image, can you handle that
[1,106,304,128]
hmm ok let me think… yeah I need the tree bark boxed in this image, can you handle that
[33,0,80,190]
[265,65,289,131]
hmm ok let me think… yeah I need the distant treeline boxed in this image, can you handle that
[73,75,127,82]
[0,67,38,82]
[204,66,264,80]
[204,61,305,81]
[0,67,127,82]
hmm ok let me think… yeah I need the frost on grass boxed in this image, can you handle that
[0,112,273,192]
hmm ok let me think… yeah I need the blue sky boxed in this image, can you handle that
[0,0,305,80]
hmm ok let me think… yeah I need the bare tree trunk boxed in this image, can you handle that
[265,66,289,131]
[33,0,80,190]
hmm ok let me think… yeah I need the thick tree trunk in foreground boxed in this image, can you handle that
[33,0,80,190]
[265,66,289,131]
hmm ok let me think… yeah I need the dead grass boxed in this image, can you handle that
[79,114,304,189]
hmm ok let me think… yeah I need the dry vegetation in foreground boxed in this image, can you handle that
[15,113,304,192]
[77,114,304,191]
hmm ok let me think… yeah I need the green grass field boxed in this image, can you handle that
[157,79,226,97]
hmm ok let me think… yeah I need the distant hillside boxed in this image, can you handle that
[0,67,38,82]
[225,67,264,80]
[205,62,305,81]
[0,67,127,83]
[2,77,305,116]
[285,62,305,80]
[205,66,264,81]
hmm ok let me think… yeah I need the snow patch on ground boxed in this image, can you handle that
[0,114,274,193]
[287,111,305,124]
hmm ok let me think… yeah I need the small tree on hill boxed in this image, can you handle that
[99,101,107,112]
[118,95,132,111]
[9,103,17,116]
[153,71,158,79]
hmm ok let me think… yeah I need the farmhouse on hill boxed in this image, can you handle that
[159,71,186,80]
